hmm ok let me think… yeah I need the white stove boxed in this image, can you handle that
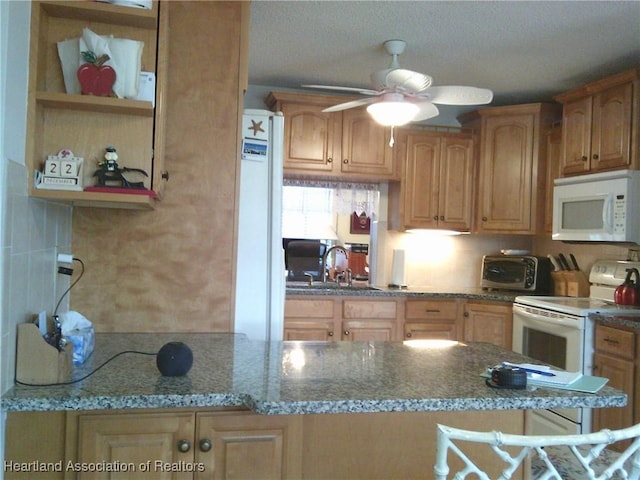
[512,259,640,436]
[515,295,640,317]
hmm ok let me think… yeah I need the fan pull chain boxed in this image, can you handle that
[389,126,395,148]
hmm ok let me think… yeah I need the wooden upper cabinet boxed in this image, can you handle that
[388,130,474,231]
[459,103,561,234]
[279,101,340,173]
[26,0,168,209]
[560,96,593,175]
[554,68,639,176]
[439,135,475,230]
[341,108,394,176]
[544,126,562,233]
[267,91,397,180]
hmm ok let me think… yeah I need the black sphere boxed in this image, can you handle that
[156,342,193,377]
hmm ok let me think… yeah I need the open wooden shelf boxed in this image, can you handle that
[36,91,154,116]
[39,1,158,29]
[31,188,157,210]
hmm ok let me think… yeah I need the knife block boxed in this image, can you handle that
[551,271,590,297]
[16,323,72,385]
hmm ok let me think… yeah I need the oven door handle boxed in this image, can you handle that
[513,305,584,330]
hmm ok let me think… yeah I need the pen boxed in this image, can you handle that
[502,362,556,377]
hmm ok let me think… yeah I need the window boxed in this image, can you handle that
[282,186,336,240]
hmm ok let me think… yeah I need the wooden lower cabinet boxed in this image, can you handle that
[592,324,637,451]
[285,296,513,347]
[404,298,462,341]
[341,298,400,341]
[284,296,402,342]
[5,409,526,480]
[65,409,303,480]
[283,297,338,341]
[463,301,513,350]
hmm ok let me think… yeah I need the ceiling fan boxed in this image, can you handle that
[302,39,493,128]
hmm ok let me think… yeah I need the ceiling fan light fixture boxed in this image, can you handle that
[366,95,419,126]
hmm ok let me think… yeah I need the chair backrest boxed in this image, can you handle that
[434,422,640,479]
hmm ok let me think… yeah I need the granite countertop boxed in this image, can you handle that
[591,312,640,332]
[286,283,520,302]
[2,333,625,414]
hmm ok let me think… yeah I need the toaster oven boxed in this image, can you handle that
[481,255,551,293]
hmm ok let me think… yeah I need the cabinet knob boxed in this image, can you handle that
[177,440,191,453]
[343,159,349,164]
[433,215,438,221]
[406,332,412,338]
[482,216,488,222]
[581,156,588,162]
[344,330,350,336]
[327,157,333,163]
[463,312,469,317]
[161,171,170,181]
[199,438,212,452]
[440,216,444,221]
[592,154,599,161]
[328,331,334,337]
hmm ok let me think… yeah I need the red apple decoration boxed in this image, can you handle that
[77,51,116,97]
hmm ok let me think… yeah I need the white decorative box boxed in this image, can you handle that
[35,149,84,191]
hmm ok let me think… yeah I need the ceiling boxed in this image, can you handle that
[247,1,640,125]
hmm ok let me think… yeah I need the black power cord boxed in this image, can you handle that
[15,350,157,387]
[54,257,85,317]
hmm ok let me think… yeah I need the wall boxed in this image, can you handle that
[70,2,246,333]
[1,1,73,394]
[1,2,73,473]
[533,237,631,277]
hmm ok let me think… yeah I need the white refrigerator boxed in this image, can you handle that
[234,109,285,341]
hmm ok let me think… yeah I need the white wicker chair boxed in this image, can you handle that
[434,422,640,479]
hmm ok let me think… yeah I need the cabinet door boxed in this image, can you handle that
[477,114,534,233]
[403,134,440,229]
[284,320,336,341]
[592,353,635,450]
[439,136,474,231]
[341,299,399,341]
[281,102,339,172]
[76,412,195,480]
[284,297,338,340]
[404,299,461,341]
[196,412,302,480]
[561,96,593,176]
[404,322,459,341]
[591,82,633,171]
[342,319,397,341]
[463,302,513,349]
[341,108,394,177]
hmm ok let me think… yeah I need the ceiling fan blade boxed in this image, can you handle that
[424,86,493,105]
[322,97,377,113]
[384,69,433,93]
[411,100,440,121]
[302,84,380,96]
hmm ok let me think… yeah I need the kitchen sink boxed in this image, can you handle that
[286,281,381,291]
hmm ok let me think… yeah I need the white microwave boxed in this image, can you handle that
[552,169,640,243]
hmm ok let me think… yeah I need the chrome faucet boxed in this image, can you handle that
[322,245,349,284]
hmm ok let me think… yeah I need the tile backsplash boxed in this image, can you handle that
[1,160,72,393]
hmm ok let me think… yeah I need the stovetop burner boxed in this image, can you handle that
[515,259,640,317]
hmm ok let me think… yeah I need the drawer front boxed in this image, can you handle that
[285,298,335,318]
[595,325,635,359]
[405,300,459,320]
[342,300,397,319]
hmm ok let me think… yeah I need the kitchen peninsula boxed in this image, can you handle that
[3,333,625,479]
